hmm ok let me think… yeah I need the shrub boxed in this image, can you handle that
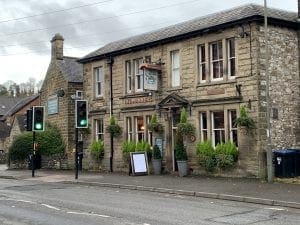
[90,140,104,160]
[122,140,136,162]
[9,124,65,161]
[196,140,216,171]
[177,108,195,137]
[36,125,65,156]
[152,145,162,160]
[215,154,234,169]
[196,140,238,171]
[175,139,187,161]
[234,105,255,133]
[8,132,32,161]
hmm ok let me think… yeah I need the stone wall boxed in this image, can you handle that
[81,22,299,178]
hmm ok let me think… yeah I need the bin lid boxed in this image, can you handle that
[273,149,296,155]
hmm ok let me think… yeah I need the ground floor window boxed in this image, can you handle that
[95,119,104,141]
[199,109,238,147]
[126,114,152,145]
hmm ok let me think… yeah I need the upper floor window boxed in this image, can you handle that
[134,58,144,92]
[198,44,206,83]
[125,61,132,93]
[210,41,223,81]
[171,50,180,87]
[227,38,236,78]
[94,67,104,97]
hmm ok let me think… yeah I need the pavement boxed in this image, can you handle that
[0,164,300,209]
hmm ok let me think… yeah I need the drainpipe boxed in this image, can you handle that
[107,56,114,172]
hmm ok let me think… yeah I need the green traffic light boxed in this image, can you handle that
[80,120,87,126]
[35,123,42,130]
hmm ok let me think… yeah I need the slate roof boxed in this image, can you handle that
[79,4,298,63]
[0,97,23,117]
[58,56,83,83]
[0,95,39,121]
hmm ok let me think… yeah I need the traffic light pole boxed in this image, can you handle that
[75,128,79,179]
[32,131,36,177]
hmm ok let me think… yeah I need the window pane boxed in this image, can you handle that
[213,111,224,129]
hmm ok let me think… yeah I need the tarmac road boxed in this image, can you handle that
[0,178,300,225]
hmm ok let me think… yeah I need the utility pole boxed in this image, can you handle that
[264,0,273,182]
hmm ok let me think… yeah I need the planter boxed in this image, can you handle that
[152,159,162,175]
[177,160,188,177]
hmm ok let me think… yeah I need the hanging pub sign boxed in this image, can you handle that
[140,63,162,91]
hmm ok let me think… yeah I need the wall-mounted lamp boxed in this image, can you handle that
[237,26,249,38]
[235,84,242,96]
[57,89,65,97]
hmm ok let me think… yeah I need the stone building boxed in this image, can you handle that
[0,95,40,154]
[40,34,83,169]
[78,4,299,177]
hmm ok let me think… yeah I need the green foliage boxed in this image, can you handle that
[135,141,151,153]
[122,140,136,162]
[215,154,234,169]
[147,114,164,134]
[8,124,65,161]
[234,105,256,133]
[90,140,104,160]
[196,140,216,171]
[196,140,214,157]
[215,142,238,161]
[177,108,195,137]
[122,140,153,162]
[106,115,122,137]
[196,140,238,171]
[152,145,162,160]
[175,139,187,161]
[8,132,32,161]
[36,125,65,155]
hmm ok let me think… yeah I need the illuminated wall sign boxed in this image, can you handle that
[144,69,158,91]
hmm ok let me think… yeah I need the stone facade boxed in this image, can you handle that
[78,5,299,178]
[40,34,83,169]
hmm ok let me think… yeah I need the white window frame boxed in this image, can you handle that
[198,44,207,83]
[211,111,225,147]
[95,67,104,97]
[134,58,144,92]
[171,50,180,87]
[125,61,132,93]
[135,116,145,141]
[95,119,104,141]
[200,112,208,141]
[126,117,133,141]
[227,38,236,79]
[229,110,238,145]
[210,41,223,81]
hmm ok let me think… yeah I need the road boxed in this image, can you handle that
[0,178,299,225]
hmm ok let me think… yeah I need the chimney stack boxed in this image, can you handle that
[51,33,64,60]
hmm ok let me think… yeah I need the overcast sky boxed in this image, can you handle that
[0,0,297,85]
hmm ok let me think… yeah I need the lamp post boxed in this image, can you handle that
[264,0,273,182]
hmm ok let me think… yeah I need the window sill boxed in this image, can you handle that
[196,79,236,88]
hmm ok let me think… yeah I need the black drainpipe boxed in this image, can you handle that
[107,56,114,172]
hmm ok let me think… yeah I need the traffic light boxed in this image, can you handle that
[32,106,45,131]
[75,100,88,128]
[25,109,33,131]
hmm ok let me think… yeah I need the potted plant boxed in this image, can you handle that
[152,144,162,175]
[174,138,188,177]
[234,105,255,134]
[90,140,104,161]
[177,108,195,139]
[106,115,122,137]
[147,113,164,134]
